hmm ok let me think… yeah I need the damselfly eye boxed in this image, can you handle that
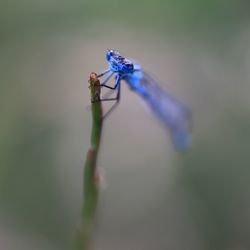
[106,50,113,61]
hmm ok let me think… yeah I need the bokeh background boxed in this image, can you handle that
[1,0,250,249]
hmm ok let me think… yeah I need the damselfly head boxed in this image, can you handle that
[106,49,121,61]
[106,49,115,61]
[106,50,112,61]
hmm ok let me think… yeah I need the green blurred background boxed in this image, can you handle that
[1,0,250,249]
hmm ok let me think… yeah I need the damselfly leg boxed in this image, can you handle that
[91,73,121,119]
[97,69,111,78]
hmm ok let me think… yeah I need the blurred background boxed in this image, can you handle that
[1,0,250,249]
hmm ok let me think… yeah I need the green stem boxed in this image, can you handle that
[75,73,103,250]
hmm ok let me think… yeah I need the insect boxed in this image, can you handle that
[97,49,192,151]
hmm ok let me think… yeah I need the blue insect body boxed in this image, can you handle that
[98,50,192,151]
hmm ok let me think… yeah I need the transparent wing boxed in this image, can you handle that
[125,69,192,151]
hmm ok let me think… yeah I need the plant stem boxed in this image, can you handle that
[76,72,103,250]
